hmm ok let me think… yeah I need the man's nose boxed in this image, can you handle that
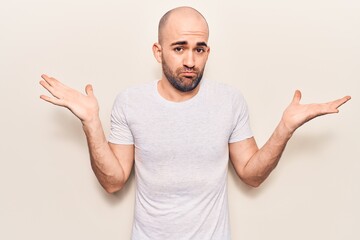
[183,51,195,69]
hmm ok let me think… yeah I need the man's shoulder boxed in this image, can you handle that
[112,81,156,109]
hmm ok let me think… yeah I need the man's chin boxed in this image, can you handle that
[180,77,196,85]
[177,79,201,92]
[164,72,203,92]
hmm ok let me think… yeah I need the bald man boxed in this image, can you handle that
[40,6,350,240]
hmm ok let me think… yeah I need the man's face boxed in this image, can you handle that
[157,13,210,92]
[161,43,207,92]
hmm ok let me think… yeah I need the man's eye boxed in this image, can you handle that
[196,48,205,53]
[174,47,183,52]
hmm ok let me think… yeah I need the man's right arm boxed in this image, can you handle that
[39,74,134,193]
[83,117,134,193]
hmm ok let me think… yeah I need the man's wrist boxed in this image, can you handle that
[277,120,294,140]
[81,115,102,132]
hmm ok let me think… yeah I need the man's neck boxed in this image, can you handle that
[157,78,201,102]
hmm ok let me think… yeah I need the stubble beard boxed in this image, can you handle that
[161,58,205,92]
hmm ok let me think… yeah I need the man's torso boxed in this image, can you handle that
[109,79,252,239]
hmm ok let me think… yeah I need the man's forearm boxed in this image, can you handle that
[243,121,293,187]
[238,91,350,187]
[82,117,125,193]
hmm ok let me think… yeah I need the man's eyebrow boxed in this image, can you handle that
[170,41,208,47]
[196,42,208,47]
[171,41,188,46]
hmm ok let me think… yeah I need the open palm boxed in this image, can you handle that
[282,90,351,133]
[39,74,99,123]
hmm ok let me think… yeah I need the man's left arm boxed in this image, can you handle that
[229,90,351,187]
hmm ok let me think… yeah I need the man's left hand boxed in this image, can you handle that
[281,90,351,134]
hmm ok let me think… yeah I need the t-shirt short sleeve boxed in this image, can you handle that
[228,92,253,143]
[108,91,134,145]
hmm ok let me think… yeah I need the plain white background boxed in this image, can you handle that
[0,0,359,239]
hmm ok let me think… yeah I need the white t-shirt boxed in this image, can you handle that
[108,79,253,240]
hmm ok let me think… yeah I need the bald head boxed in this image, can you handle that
[158,7,209,44]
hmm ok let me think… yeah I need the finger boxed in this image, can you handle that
[41,74,49,79]
[41,74,54,86]
[39,79,55,95]
[40,95,65,107]
[330,96,351,110]
[85,84,94,96]
[39,79,62,99]
[41,74,60,87]
[291,90,302,104]
[39,79,51,90]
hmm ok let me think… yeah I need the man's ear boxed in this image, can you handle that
[205,46,211,60]
[152,43,162,63]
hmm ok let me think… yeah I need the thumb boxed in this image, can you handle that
[292,90,302,104]
[85,84,94,96]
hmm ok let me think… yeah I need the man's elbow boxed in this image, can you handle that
[104,185,123,194]
[241,175,265,188]
[103,181,125,194]
[245,179,263,188]
[237,168,270,188]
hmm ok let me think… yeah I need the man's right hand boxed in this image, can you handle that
[39,74,99,124]
[40,74,134,193]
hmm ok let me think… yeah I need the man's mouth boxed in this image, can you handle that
[180,72,197,77]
